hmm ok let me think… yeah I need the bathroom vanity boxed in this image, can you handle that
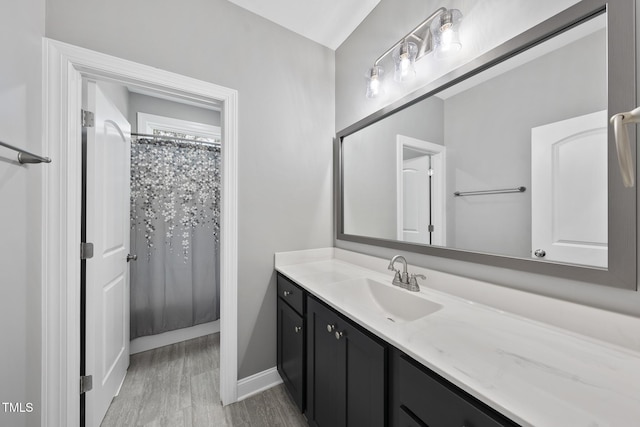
[279,271,515,427]
[275,248,640,427]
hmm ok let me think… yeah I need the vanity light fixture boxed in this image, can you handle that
[366,7,463,98]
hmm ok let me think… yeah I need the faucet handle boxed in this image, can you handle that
[392,269,402,282]
[408,273,426,290]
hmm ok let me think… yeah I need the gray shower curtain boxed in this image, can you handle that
[130,137,220,339]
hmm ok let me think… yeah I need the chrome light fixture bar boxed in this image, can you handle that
[366,7,462,98]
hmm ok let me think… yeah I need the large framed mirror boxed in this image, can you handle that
[336,0,637,290]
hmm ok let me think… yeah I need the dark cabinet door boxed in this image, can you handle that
[277,297,305,411]
[307,296,347,427]
[307,296,386,427]
[344,319,385,427]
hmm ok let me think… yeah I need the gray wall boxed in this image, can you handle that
[444,29,606,257]
[128,93,221,133]
[0,0,45,425]
[46,0,335,380]
[336,0,640,318]
[343,97,443,239]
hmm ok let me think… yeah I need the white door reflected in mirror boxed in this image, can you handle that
[531,110,608,268]
[396,135,446,246]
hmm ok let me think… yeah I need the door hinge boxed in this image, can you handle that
[81,109,95,128]
[428,225,435,232]
[80,375,93,394]
[80,242,94,260]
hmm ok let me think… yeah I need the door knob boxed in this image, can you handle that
[294,326,302,333]
[126,254,137,262]
[283,290,292,297]
[335,331,344,340]
[534,249,546,258]
[327,324,335,333]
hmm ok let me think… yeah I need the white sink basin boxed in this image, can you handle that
[331,277,442,323]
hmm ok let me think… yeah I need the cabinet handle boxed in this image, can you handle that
[283,290,292,297]
[335,331,344,340]
[327,324,335,333]
[294,326,302,333]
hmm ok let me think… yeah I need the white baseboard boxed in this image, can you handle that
[236,367,283,401]
[130,320,220,354]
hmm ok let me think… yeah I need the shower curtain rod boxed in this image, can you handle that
[131,132,220,147]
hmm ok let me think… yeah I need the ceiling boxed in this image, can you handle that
[225,0,381,50]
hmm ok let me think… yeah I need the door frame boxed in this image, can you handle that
[395,135,446,245]
[41,38,239,427]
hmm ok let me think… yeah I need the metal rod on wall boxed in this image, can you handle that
[131,132,220,147]
[454,186,526,197]
[0,140,52,164]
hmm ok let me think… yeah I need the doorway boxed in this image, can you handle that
[81,81,225,426]
[395,134,446,246]
[42,38,239,427]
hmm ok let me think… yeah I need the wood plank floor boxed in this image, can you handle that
[100,333,308,427]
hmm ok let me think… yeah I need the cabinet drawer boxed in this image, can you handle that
[395,353,517,427]
[277,274,304,315]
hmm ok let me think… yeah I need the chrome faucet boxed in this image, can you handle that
[388,255,424,292]
[388,255,409,285]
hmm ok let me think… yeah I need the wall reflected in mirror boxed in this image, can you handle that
[342,13,607,268]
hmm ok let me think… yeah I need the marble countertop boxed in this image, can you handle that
[275,249,640,427]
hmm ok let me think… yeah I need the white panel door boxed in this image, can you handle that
[402,155,431,244]
[396,135,446,246]
[85,81,131,427]
[531,110,607,267]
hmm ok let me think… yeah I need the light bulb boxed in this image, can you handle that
[440,27,456,52]
[393,41,417,82]
[399,56,410,75]
[365,66,383,98]
[368,77,380,97]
